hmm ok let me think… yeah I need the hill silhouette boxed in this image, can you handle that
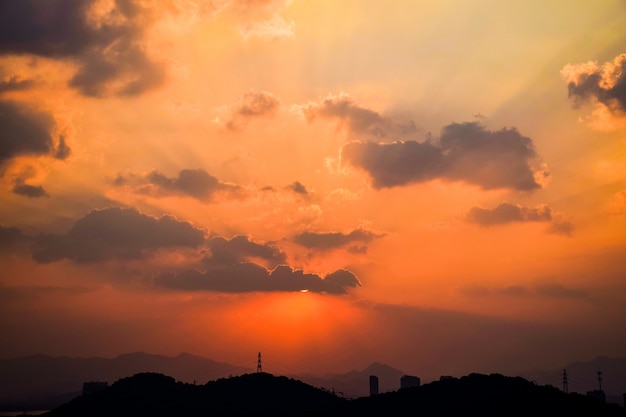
[45,372,344,417]
[42,372,625,417]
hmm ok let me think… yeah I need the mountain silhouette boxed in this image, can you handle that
[0,352,251,411]
[296,361,406,398]
[42,372,625,417]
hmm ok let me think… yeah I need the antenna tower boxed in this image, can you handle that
[562,369,569,393]
[597,370,603,391]
[257,352,262,373]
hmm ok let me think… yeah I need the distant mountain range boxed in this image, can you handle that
[0,352,251,411]
[44,371,626,417]
[1,352,625,412]
[294,361,407,398]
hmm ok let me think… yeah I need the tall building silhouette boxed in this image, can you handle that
[369,375,379,396]
[401,375,421,389]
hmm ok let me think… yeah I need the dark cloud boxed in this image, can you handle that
[117,169,241,201]
[461,283,588,299]
[466,203,553,226]
[225,91,280,131]
[12,182,48,198]
[293,228,384,251]
[0,225,22,247]
[562,53,626,114]
[0,100,60,166]
[0,76,35,93]
[54,135,71,160]
[536,283,588,299]
[341,122,544,191]
[32,207,205,263]
[0,0,164,97]
[206,235,286,268]
[547,217,575,237]
[302,93,417,138]
[287,181,308,195]
[156,264,361,295]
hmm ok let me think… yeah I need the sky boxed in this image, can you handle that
[1,0,625,382]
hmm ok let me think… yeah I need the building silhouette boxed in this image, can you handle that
[400,375,421,389]
[369,375,379,396]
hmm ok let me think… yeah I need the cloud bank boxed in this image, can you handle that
[301,93,417,139]
[156,264,361,295]
[466,203,552,226]
[293,228,384,251]
[342,122,545,191]
[465,202,574,236]
[206,235,286,269]
[32,207,206,263]
[115,168,241,201]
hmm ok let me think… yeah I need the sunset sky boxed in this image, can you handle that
[1,0,625,382]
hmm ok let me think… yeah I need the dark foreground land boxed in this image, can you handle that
[43,371,625,417]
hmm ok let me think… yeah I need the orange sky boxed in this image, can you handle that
[1,0,625,381]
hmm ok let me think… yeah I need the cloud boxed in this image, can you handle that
[607,189,626,215]
[226,0,295,40]
[536,283,588,299]
[293,228,384,251]
[287,181,308,195]
[0,76,35,93]
[547,217,575,237]
[0,100,69,166]
[460,283,588,300]
[12,182,48,198]
[301,93,417,139]
[225,91,280,131]
[466,202,574,236]
[205,235,286,268]
[156,264,361,295]
[341,122,545,191]
[562,53,626,129]
[466,203,553,226]
[0,0,165,97]
[32,207,205,263]
[0,225,22,247]
[116,168,241,201]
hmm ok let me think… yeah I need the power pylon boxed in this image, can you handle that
[257,352,262,373]
[562,369,569,393]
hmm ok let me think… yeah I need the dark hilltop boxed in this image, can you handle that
[42,371,625,417]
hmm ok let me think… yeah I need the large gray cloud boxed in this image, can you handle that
[156,264,361,295]
[466,203,553,226]
[562,53,626,114]
[342,122,544,191]
[302,93,417,138]
[0,0,164,97]
[293,228,384,251]
[32,207,205,263]
[0,100,69,166]
[205,235,286,268]
[116,168,241,201]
